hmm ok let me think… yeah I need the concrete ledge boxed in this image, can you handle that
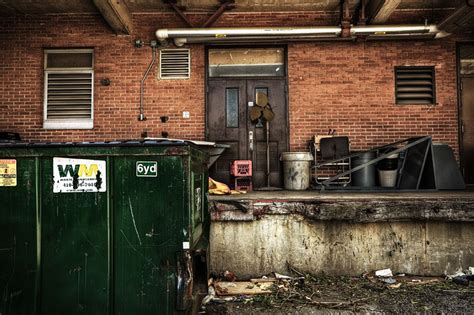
[209,191,474,277]
[210,192,474,222]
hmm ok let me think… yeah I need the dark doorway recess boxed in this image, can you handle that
[458,43,474,184]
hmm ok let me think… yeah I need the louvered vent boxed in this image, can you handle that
[395,66,435,105]
[46,72,93,119]
[159,49,190,79]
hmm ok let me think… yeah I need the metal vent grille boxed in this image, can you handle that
[46,72,93,119]
[159,49,190,79]
[395,66,435,105]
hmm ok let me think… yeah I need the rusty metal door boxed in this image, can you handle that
[461,77,474,184]
[207,79,288,188]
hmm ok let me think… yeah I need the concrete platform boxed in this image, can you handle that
[208,190,474,277]
[209,190,474,222]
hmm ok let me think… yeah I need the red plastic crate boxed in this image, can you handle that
[234,177,252,192]
[230,160,252,177]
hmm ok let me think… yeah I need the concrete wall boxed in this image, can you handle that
[0,12,472,154]
[210,216,474,277]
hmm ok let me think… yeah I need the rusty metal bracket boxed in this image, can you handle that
[164,0,194,28]
[165,0,234,29]
[353,0,367,25]
[340,0,352,38]
[202,0,235,28]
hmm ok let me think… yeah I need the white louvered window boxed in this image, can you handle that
[43,49,94,129]
[159,49,190,79]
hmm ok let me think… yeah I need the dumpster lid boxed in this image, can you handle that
[0,138,229,168]
[0,139,202,148]
[145,138,230,168]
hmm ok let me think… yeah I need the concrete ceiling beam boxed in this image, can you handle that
[92,0,133,35]
[367,0,402,24]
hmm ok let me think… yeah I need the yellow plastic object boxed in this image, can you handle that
[209,177,231,195]
[208,178,246,195]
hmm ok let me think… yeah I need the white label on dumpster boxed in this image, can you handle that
[53,157,106,193]
[0,159,17,187]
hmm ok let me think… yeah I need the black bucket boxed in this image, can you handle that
[351,151,377,187]
[378,153,399,171]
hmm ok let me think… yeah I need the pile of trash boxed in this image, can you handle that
[201,269,313,312]
[200,266,474,313]
[366,267,474,289]
[446,266,474,286]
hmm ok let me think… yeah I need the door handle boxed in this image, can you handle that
[249,131,254,152]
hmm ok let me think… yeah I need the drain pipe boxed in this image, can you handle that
[138,40,158,121]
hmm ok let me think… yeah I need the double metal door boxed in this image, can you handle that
[207,79,288,188]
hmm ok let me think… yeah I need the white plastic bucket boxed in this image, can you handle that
[378,169,398,187]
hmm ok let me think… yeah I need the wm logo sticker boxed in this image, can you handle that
[53,157,106,193]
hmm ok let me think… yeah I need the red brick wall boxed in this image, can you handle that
[0,13,206,142]
[288,39,460,152]
[0,11,470,156]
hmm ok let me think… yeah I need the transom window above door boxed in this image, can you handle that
[208,48,285,77]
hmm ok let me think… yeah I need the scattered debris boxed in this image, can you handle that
[375,268,393,277]
[203,270,474,314]
[201,285,216,306]
[447,270,466,280]
[274,272,292,280]
[250,277,277,283]
[223,270,237,282]
[381,277,396,285]
[446,267,474,286]
[452,275,474,286]
[214,281,274,296]
[388,283,402,289]
[405,277,442,286]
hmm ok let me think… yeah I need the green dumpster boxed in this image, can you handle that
[0,140,210,314]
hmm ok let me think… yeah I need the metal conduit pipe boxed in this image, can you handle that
[173,35,353,46]
[138,44,157,121]
[156,24,450,46]
[351,24,450,39]
[157,26,342,39]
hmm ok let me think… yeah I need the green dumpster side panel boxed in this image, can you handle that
[40,157,109,315]
[113,156,184,315]
[0,158,37,315]
[0,143,208,315]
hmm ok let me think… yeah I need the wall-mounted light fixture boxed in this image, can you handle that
[100,78,111,86]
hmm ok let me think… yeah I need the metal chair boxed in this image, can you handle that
[312,135,351,186]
